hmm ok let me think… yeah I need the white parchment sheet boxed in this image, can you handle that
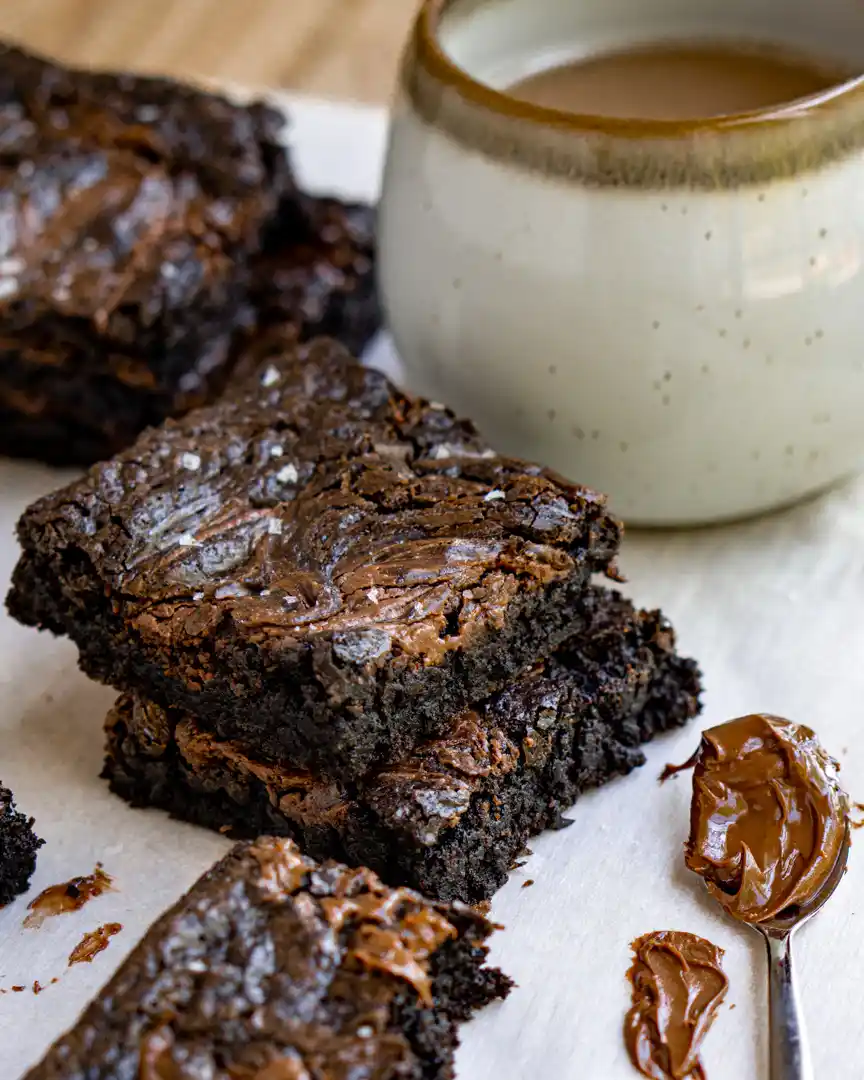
[2,95,862,1080]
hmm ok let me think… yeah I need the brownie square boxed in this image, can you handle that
[0,41,292,465]
[0,783,44,905]
[8,335,622,779]
[103,588,701,902]
[23,837,510,1080]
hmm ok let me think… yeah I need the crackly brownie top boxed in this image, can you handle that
[26,838,499,1079]
[19,335,620,668]
[113,591,699,847]
[0,42,288,337]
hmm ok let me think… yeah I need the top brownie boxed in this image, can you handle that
[8,334,622,779]
[0,42,290,370]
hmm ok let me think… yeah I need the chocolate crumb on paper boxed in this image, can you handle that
[658,748,700,784]
[24,865,114,929]
[69,923,123,967]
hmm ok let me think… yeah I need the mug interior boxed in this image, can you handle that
[437,0,864,101]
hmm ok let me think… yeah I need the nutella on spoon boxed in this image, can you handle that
[682,714,849,923]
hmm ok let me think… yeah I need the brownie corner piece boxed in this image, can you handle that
[0,783,44,905]
[24,837,510,1080]
[9,336,621,778]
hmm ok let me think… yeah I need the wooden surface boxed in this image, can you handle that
[0,0,417,103]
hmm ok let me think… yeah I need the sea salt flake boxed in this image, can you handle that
[215,583,250,600]
[276,463,299,484]
[270,445,284,458]
[180,452,201,471]
[177,533,197,547]
[267,518,283,536]
[261,365,280,387]
[484,489,505,502]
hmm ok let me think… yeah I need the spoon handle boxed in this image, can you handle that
[765,932,814,1080]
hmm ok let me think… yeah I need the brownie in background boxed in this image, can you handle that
[0,43,380,465]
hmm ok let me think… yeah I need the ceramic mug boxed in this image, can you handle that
[378,0,864,526]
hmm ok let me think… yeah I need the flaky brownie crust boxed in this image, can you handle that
[9,336,622,779]
[0,783,44,906]
[104,589,701,902]
[24,838,510,1080]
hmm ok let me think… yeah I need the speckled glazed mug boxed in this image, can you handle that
[378,0,864,526]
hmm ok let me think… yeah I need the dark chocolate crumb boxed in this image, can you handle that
[549,813,575,831]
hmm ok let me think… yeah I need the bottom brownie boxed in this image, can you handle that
[24,837,509,1080]
[0,783,44,906]
[104,589,702,904]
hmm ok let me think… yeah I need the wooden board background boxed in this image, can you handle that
[0,0,417,103]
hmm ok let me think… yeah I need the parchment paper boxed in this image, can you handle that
[2,94,862,1080]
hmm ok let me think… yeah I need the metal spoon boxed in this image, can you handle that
[749,820,852,1080]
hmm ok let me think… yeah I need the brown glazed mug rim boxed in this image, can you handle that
[417,0,864,139]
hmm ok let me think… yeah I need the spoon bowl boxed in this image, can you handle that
[756,818,852,939]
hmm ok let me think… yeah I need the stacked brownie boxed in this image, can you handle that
[0,43,380,465]
[7,332,702,902]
